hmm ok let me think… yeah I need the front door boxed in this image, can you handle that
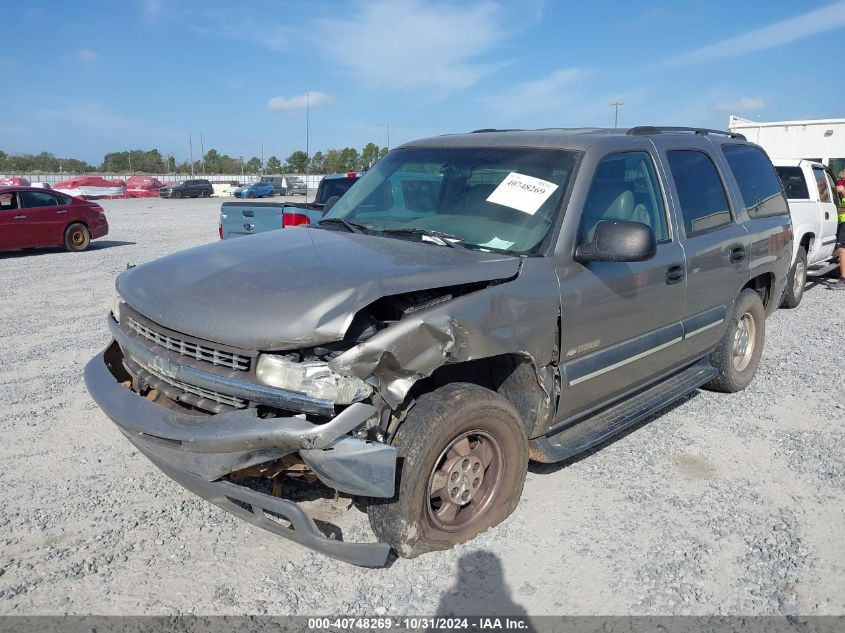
[558,149,687,418]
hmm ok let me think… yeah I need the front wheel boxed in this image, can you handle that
[64,223,91,252]
[367,383,528,558]
[781,246,807,309]
[247,192,255,199]
[173,191,182,199]
[704,288,765,393]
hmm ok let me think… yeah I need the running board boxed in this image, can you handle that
[807,260,839,278]
[530,360,717,464]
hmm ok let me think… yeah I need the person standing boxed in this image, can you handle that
[832,173,845,289]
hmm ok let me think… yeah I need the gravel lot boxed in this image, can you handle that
[0,197,843,616]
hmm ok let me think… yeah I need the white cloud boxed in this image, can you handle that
[670,2,845,65]
[314,0,507,93]
[712,96,766,114]
[76,49,98,63]
[485,68,585,119]
[143,0,162,21]
[267,92,333,113]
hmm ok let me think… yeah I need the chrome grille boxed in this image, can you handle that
[126,317,250,371]
[132,355,247,409]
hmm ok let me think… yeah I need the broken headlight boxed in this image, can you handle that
[255,354,372,404]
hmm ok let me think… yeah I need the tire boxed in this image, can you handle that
[201,189,210,198]
[173,191,182,199]
[367,383,528,558]
[247,192,255,199]
[781,246,807,309]
[268,191,275,197]
[64,223,91,252]
[704,288,766,393]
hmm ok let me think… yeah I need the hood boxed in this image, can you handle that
[117,227,521,350]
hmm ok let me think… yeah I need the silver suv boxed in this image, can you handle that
[86,126,791,566]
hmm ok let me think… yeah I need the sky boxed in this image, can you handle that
[2,0,845,165]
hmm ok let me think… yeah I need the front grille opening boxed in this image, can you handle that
[126,317,251,371]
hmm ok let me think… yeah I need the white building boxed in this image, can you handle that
[728,115,845,177]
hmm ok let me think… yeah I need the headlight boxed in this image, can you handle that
[256,354,372,404]
[108,294,125,323]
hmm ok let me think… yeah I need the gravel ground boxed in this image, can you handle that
[0,197,843,616]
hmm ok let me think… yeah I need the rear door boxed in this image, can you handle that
[658,141,751,360]
[558,147,688,416]
[18,190,67,247]
[815,166,839,258]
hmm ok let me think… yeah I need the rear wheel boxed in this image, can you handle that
[200,189,210,198]
[367,383,528,558]
[64,223,91,252]
[704,288,765,393]
[781,246,806,309]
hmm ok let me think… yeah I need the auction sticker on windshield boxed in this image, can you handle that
[486,172,559,215]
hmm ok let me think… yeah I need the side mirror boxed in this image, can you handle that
[323,196,341,213]
[575,220,657,263]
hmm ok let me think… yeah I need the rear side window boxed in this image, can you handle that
[667,150,732,235]
[775,166,809,200]
[0,192,18,210]
[812,167,831,203]
[20,191,58,208]
[722,145,788,217]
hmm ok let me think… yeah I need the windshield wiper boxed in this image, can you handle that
[317,218,368,234]
[376,227,472,250]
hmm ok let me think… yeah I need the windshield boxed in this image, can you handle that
[322,146,577,253]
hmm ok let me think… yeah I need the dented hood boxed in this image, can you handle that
[117,227,520,350]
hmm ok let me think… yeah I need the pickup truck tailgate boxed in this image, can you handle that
[220,200,322,240]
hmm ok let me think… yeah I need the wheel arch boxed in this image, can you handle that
[742,272,775,311]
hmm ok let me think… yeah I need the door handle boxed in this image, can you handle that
[825,212,830,220]
[666,264,685,285]
[729,245,746,263]
[56,209,68,215]
[13,215,26,220]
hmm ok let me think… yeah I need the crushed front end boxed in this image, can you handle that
[84,304,396,567]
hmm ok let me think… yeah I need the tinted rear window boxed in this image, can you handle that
[722,145,788,217]
[667,150,732,235]
[319,177,357,202]
[775,166,809,200]
[20,191,58,208]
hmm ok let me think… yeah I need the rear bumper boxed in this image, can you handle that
[84,345,396,567]
[90,217,109,239]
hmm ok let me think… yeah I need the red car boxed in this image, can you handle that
[0,187,109,253]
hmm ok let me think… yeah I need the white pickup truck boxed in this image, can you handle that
[773,159,841,308]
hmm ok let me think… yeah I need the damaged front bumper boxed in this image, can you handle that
[84,343,396,567]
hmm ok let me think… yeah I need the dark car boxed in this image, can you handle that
[159,179,213,199]
[259,175,308,196]
[0,186,109,252]
[86,126,791,566]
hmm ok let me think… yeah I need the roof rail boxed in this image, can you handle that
[470,128,523,133]
[627,126,746,140]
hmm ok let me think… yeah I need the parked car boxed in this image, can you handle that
[85,126,790,567]
[218,200,320,239]
[0,186,108,252]
[159,179,213,199]
[219,172,362,239]
[259,175,307,196]
[773,159,842,307]
[233,181,275,199]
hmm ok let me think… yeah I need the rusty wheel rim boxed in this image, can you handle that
[426,429,503,532]
[71,229,86,247]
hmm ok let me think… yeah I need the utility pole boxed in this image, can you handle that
[200,133,205,175]
[610,101,624,128]
[128,153,132,174]
[261,139,264,174]
[386,122,390,151]
[305,92,310,171]
[188,133,194,177]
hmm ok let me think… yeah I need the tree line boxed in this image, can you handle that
[0,143,390,176]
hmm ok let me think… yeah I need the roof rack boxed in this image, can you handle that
[627,126,746,140]
[470,128,523,133]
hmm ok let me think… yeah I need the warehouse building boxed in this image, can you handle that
[728,115,845,177]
